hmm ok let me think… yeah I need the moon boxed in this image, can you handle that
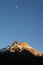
[16,5,18,9]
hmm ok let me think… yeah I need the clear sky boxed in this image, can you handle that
[0,0,43,52]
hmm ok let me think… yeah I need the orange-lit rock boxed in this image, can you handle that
[8,41,43,56]
[0,41,43,65]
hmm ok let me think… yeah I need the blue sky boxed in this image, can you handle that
[0,0,43,52]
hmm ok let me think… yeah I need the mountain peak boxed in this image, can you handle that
[0,41,43,65]
[8,41,43,56]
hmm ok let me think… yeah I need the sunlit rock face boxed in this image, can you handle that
[8,41,42,56]
[0,41,43,65]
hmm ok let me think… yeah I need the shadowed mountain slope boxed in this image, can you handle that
[0,41,43,65]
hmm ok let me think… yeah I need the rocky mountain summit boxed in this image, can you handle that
[0,41,43,65]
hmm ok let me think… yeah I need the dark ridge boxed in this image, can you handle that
[0,49,43,65]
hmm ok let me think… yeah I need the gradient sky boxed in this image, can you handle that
[0,0,43,52]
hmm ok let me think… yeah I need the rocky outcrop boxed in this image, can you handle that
[0,41,43,65]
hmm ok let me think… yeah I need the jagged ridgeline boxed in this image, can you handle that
[0,41,43,65]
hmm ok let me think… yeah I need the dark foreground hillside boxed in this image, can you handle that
[0,41,43,65]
